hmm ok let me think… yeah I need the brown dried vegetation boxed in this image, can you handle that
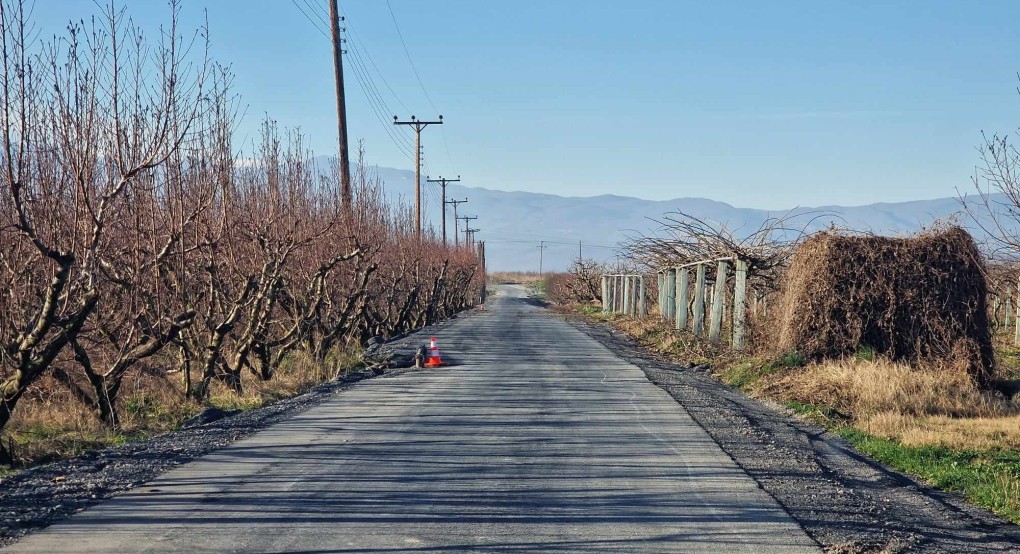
[774,227,994,382]
[0,1,481,465]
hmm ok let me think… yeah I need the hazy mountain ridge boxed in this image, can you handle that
[361,164,990,272]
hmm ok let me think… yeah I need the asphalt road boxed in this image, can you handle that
[4,285,819,553]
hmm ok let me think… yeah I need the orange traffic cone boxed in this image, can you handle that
[424,336,445,367]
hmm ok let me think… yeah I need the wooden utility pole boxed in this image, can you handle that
[465,228,480,248]
[447,198,467,246]
[329,0,352,211]
[458,215,477,247]
[538,240,548,276]
[427,175,460,245]
[393,115,443,238]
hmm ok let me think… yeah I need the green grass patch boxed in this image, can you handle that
[8,425,149,466]
[855,345,876,362]
[717,353,802,390]
[783,400,851,427]
[837,427,1020,523]
[530,278,549,297]
[718,359,776,389]
[996,344,1020,379]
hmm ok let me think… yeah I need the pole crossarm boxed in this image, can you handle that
[428,176,461,246]
[393,115,444,239]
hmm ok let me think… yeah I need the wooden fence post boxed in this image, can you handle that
[994,295,1002,328]
[676,267,689,330]
[622,275,631,316]
[639,275,647,317]
[709,260,729,343]
[1015,279,1020,346]
[1003,293,1011,330]
[657,272,665,319]
[629,275,638,317]
[665,268,677,320]
[693,264,706,336]
[606,276,612,313]
[601,275,609,313]
[733,259,748,351]
[614,275,621,313]
[603,275,612,314]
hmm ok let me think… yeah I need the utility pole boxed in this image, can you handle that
[427,175,460,245]
[465,228,480,248]
[393,115,443,239]
[458,215,477,247]
[329,0,352,212]
[538,240,548,276]
[446,198,467,246]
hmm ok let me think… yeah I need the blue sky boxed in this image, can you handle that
[31,1,1020,209]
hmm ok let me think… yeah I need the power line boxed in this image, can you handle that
[301,0,330,27]
[290,0,457,200]
[290,0,329,40]
[385,0,440,114]
[289,0,417,161]
[342,12,412,114]
[307,2,408,130]
[482,230,619,248]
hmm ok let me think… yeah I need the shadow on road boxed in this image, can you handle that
[507,296,548,308]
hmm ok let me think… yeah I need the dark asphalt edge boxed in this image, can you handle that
[564,313,1020,554]
[0,308,478,548]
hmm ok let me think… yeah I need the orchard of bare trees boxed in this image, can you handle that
[0,1,481,461]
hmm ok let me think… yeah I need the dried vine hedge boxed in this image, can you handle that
[775,227,994,383]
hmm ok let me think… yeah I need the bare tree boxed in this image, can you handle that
[961,123,1020,260]
[0,0,209,437]
[622,211,822,292]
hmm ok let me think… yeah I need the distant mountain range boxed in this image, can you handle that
[355,163,995,272]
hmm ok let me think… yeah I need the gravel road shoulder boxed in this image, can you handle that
[568,315,1020,554]
[0,313,468,548]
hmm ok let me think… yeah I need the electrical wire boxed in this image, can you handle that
[341,8,413,114]
[290,0,417,161]
[290,0,329,40]
[312,2,417,158]
[385,0,440,115]
[483,230,619,249]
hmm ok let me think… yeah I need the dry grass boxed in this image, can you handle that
[487,271,543,285]
[6,372,200,465]
[593,312,739,368]
[860,412,1020,450]
[763,357,1020,450]
[5,347,361,467]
